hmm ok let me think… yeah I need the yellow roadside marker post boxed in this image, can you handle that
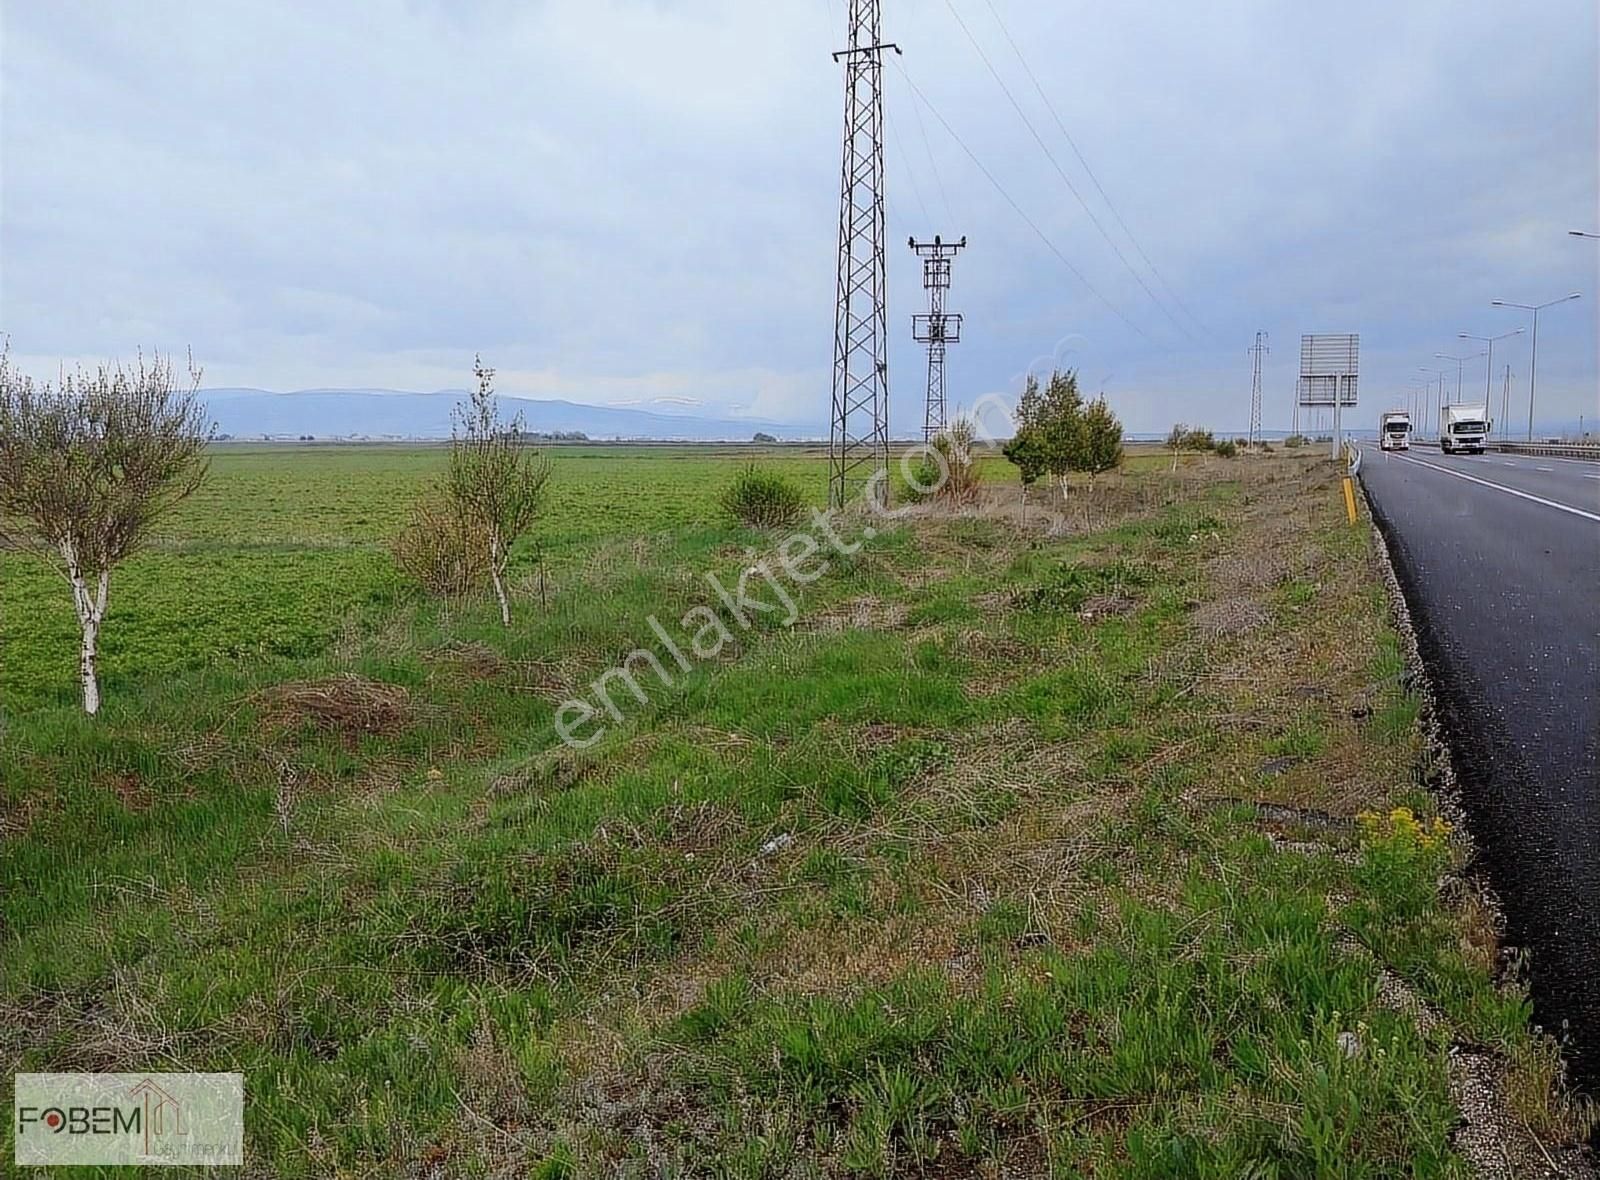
[1343,476,1358,523]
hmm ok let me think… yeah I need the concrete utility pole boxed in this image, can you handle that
[910,234,966,441]
[828,0,899,510]
[1248,331,1268,446]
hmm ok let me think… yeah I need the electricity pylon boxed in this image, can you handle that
[828,0,899,509]
[911,235,966,441]
[1248,331,1269,445]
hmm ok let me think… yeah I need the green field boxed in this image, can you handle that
[1,445,1587,1175]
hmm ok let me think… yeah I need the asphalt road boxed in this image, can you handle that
[1361,448,1600,1087]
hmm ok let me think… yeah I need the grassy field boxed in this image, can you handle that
[1,444,1588,1175]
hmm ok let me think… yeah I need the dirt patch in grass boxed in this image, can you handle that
[253,674,414,739]
[101,770,154,812]
[1190,596,1272,639]
[424,639,506,679]
[800,594,910,633]
[1078,592,1138,621]
[1205,548,1290,592]
[505,657,574,698]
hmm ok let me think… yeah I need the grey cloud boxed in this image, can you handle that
[2,0,1594,432]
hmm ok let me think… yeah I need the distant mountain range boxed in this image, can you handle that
[201,388,823,441]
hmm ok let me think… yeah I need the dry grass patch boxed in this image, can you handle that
[800,594,910,634]
[1190,595,1272,639]
[251,673,414,739]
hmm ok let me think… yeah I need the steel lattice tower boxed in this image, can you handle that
[910,235,966,440]
[1248,331,1269,445]
[828,0,899,509]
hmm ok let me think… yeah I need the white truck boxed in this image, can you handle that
[1440,403,1490,454]
[1379,410,1411,451]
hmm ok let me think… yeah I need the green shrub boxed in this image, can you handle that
[900,452,944,503]
[720,463,805,528]
[1284,434,1308,448]
[391,490,491,596]
[930,417,980,504]
[1214,439,1239,459]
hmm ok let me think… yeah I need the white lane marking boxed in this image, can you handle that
[1536,466,1555,472]
[1585,473,1600,481]
[1386,452,1600,523]
[1503,462,1517,467]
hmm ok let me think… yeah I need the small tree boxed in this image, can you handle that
[1078,396,1124,488]
[0,348,210,714]
[1004,369,1085,500]
[930,415,981,504]
[447,356,551,626]
[1166,422,1187,471]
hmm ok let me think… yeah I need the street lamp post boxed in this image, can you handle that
[1434,350,1483,407]
[1458,329,1524,438]
[1491,293,1583,440]
[1419,367,1447,438]
[1408,378,1429,433]
[1570,231,1600,240]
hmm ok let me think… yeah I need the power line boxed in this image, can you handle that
[886,113,932,227]
[907,75,955,225]
[977,0,1210,338]
[896,63,1150,341]
[939,0,1190,341]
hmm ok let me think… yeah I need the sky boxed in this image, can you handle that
[1,0,1596,434]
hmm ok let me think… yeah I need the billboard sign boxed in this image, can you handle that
[1298,334,1359,406]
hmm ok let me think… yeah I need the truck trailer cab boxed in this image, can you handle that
[1379,411,1411,451]
[1440,404,1490,454]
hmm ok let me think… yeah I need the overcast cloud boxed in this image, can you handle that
[2,0,1595,432]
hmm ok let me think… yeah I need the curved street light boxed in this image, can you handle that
[1434,350,1484,405]
[1459,329,1524,437]
[1418,366,1447,436]
[1492,293,1583,440]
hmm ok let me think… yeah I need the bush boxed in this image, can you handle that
[900,452,944,502]
[1284,434,1308,448]
[931,417,981,504]
[1233,437,1250,450]
[1214,439,1239,459]
[392,491,492,595]
[721,464,805,528]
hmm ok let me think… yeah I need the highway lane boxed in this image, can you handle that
[1361,449,1600,1087]
[1394,447,1600,509]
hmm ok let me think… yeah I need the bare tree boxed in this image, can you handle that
[0,348,211,714]
[446,357,551,626]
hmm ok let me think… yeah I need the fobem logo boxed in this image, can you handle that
[14,1073,242,1167]
[18,1102,143,1134]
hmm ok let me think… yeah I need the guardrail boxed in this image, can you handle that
[1492,441,1600,461]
